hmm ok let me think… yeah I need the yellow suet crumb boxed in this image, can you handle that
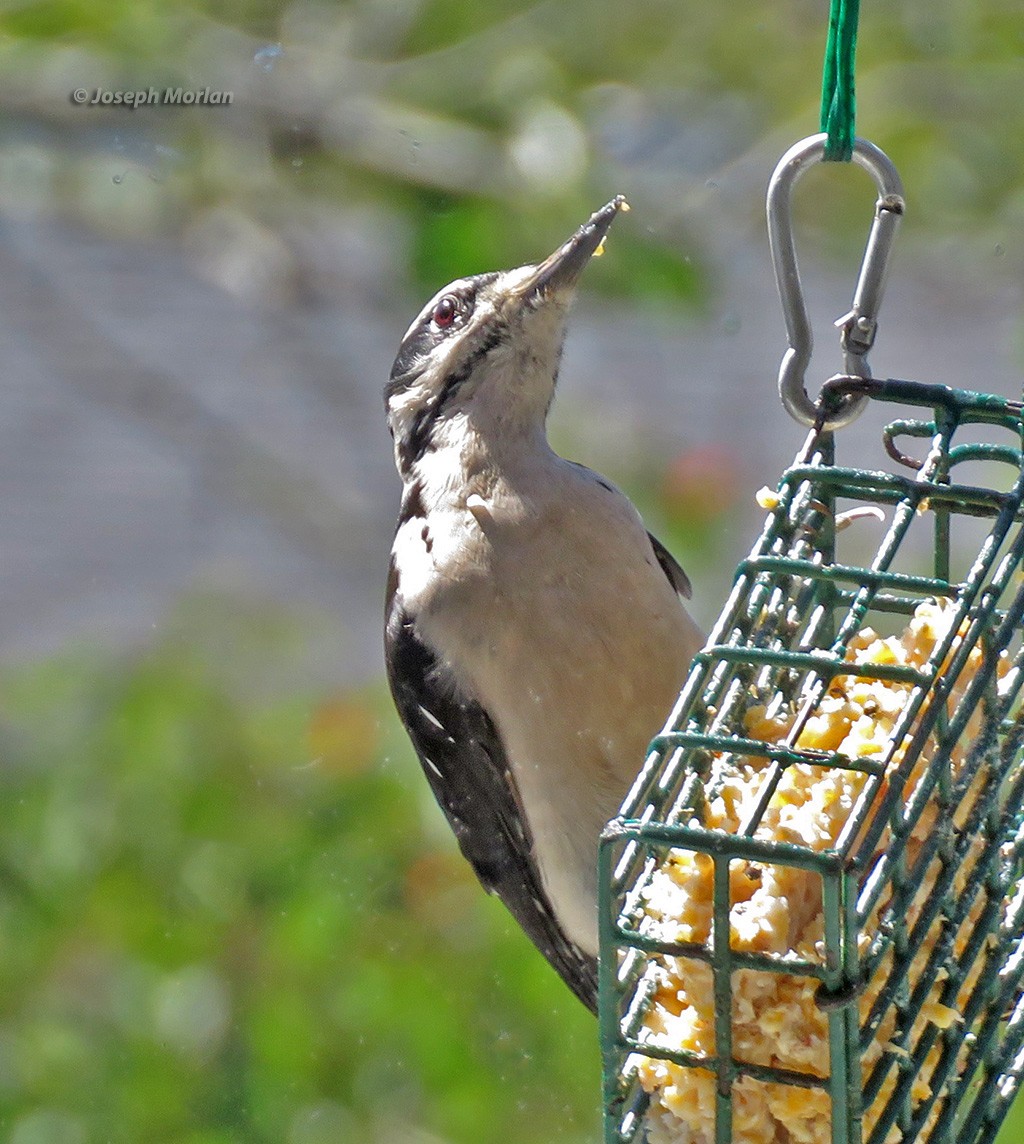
[756,486,781,510]
[635,599,1007,1144]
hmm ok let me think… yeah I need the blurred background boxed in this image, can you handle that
[0,2,1021,1142]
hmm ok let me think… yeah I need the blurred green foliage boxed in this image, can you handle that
[3,0,1023,292]
[2,633,1024,1142]
[0,644,599,1143]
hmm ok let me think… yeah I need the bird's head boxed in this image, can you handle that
[385,196,627,476]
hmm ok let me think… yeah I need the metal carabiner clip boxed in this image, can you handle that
[767,133,905,430]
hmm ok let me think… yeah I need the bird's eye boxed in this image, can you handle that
[432,295,459,328]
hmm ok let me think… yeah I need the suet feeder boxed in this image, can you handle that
[599,135,1024,1144]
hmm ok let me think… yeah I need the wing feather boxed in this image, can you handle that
[385,571,598,1011]
[647,531,692,599]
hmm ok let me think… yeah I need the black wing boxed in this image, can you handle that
[647,531,692,599]
[384,564,598,1012]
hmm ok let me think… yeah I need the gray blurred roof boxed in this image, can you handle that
[1,202,1019,690]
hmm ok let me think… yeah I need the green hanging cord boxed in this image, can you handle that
[819,0,860,161]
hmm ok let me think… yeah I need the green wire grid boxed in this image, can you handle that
[600,375,1024,1144]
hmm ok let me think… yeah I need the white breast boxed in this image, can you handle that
[396,440,703,954]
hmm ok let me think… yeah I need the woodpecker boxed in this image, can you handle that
[384,198,703,1012]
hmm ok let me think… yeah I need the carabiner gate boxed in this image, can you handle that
[767,133,905,430]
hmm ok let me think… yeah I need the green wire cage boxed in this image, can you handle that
[599,374,1024,1144]
[597,5,1024,1138]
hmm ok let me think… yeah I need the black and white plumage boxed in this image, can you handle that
[384,199,703,1012]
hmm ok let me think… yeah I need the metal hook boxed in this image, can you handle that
[767,133,905,429]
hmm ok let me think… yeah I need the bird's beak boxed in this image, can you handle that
[519,196,628,300]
